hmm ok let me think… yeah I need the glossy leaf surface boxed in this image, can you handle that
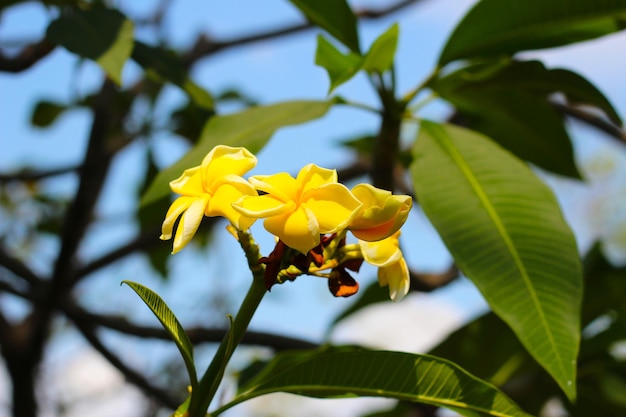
[439,0,626,65]
[411,122,582,400]
[217,347,532,417]
[122,281,197,389]
[430,60,592,178]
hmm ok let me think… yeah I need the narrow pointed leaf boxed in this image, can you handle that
[288,0,360,53]
[315,35,363,93]
[410,122,582,400]
[46,9,134,85]
[362,23,399,74]
[122,281,197,389]
[215,347,532,417]
[439,0,626,65]
[141,100,335,206]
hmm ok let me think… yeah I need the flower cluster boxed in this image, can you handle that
[160,145,412,301]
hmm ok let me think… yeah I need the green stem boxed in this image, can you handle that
[187,230,267,417]
[401,66,440,106]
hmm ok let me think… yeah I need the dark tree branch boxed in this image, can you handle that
[183,0,426,66]
[554,102,626,144]
[51,79,122,290]
[71,314,182,410]
[410,264,459,292]
[0,279,32,300]
[0,164,80,183]
[70,226,162,285]
[0,246,42,286]
[0,38,55,73]
[65,307,318,351]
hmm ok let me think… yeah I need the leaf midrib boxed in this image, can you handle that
[232,384,524,417]
[428,124,566,383]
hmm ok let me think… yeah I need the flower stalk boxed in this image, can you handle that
[187,229,267,417]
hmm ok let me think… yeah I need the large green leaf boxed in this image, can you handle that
[430,60,602,178]
[439,0,626,65]
[288,0,360,53]
[122,281,197,389]
[132,41,214,110]
[410,122,582,401]
[46,8,134,85]
[141,100,335,206]
[214,347,532,417]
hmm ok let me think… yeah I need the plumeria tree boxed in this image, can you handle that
[1,1,626,417]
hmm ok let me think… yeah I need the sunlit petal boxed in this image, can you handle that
[264,207,320,254]
[208,180,257,230]
[303,183,362,233]
[202,146,257,189]
[160,196,194,240]
[172,197,208,254]
[233,195,293,218]
[297,163,337,193]
[169,167,204,196]
[350,184,412,241]
[359,233,402,266]
[378,257,410,302]
[249,173,297,202]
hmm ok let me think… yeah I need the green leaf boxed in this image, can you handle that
[362,23,399,74]
[410,122,582,401]
[46,8,134,85]
[439,0,626,65]
[288,0,360,53]
[132,41,214,110]
[214,347,532,417]
[439,60,621,125]
[141,100,336,206]
[315,35,363,93]
[431,60,582,178]
[430,313,533,386]
[122,281,197,389]
[31,100,68,127]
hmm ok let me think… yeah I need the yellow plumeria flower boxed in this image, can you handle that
[349,183,412,242]
[359,231,410,302]
[233,163,362,254]
[160,145,258,254]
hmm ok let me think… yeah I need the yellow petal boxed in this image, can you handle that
[297,163,337,194]
[202,146,257,190]
[264,206,320,254]
[233,194,293,218]
[249,173,297,203]
[350,184,412,241]
[303,183,362,233]
[160,196,195,240]
[378,257,410,302]
[169,167,204,196]
[359,233,402,267]
[172,197,208,254]
[207,176,258,230]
